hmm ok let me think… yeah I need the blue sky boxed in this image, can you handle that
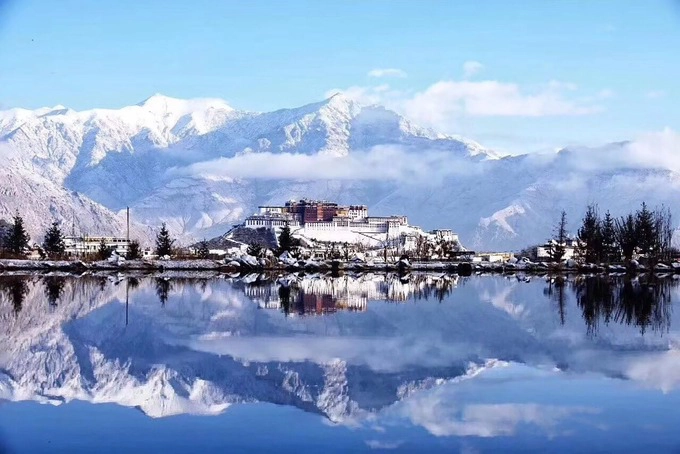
[0,0,678,153]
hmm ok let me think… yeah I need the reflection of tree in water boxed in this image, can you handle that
[155,278,172,306]
[616,276,672,335]
[127,277,140,291]
[544,276,567,325]
[278,284,291,315]
[43,276,66,306]
[571,275,616,335]
[0,275,29,314]
[410,274,456,303]
[278,284,306,316]
[571,275,673,336]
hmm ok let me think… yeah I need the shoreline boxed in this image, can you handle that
[0,258,673,275]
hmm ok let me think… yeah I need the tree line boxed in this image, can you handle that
[0,213,32,258]
[548,203,674,264]
[0,212,179,260]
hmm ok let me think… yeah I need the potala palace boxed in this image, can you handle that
[243,199,461,251]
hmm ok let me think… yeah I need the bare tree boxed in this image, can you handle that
[415,235,430,261]
[653,205,673,264]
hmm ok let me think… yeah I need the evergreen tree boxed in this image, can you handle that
[196,239,210,258]
[6,212,30,257]
[125,240,142,260]
[97,238,112,260]
[43,221,66,258]
[600,211,618,263]
[635,202,656,257]
[0,219,11,250]
[247,243,263,258]
[277,222,299,255]
[576,204,602,263]
[615,213,638,262]
[155,223,175,257]
[549,211,568,262]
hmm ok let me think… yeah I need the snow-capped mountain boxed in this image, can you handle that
[1,93,677,249]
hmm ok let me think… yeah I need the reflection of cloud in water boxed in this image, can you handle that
[400,400,597,437]
[626,350,680,393]
[365,439,403,449]
[386,365,600,438]
[184,336,479,373]
[479,283,525,318]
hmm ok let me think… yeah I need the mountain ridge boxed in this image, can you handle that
[0,94,676,250]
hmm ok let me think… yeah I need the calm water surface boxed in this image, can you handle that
[1,272,679,453]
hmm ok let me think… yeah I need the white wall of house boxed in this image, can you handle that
[536,245,575,261]
[64,236,130,256]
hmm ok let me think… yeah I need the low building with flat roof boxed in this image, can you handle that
[64,236,131,257]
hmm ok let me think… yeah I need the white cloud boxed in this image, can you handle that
[625,127,680,170]
[324,85,401,106]
[402,80,601,130]
[548,80,578,91]
[527,128,680,175]
[176,145,484,185]
[462,61,484,79]
[327,78,602,134]
[367,68,407,79]
[365,440,403,450]
[596,89,615,99]
[646,90,666,99]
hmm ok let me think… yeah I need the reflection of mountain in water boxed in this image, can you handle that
[0,272,679,426]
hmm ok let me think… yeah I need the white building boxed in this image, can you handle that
[64,236,131,257]
[242,199,460,251]
[535,239,577,262]
[431,229,460,243]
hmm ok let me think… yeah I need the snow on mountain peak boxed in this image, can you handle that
[137,93,234,115]
[324,92,361,109]
[0,93,511,246]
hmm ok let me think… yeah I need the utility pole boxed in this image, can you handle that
[126,207,130,242]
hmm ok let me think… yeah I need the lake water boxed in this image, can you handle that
[1,272,679,453]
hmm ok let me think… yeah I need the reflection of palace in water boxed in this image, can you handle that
[243,274,460,315]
